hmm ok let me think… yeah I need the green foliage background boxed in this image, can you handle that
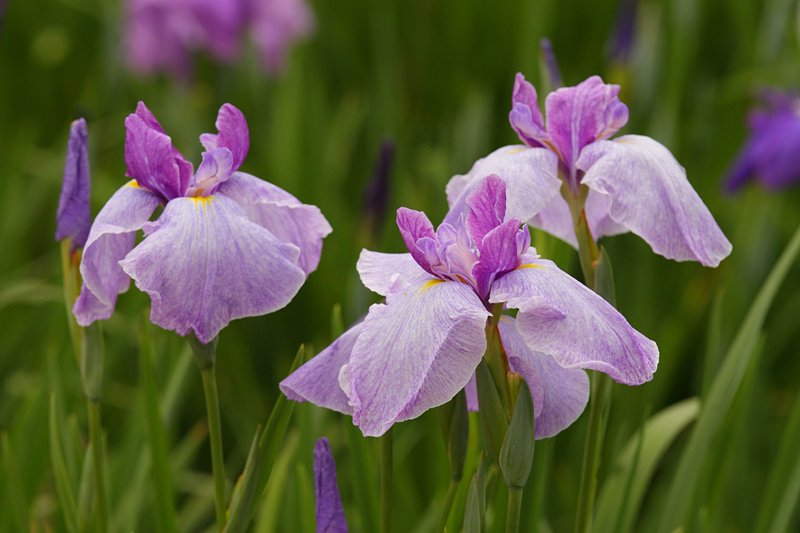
[2,0,800,530]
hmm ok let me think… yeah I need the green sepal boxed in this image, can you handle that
[81,322,104,401]
[475,360,508,464]
[499,378,535,489]
[438,389,469,481]
[187,332,218,370]
[593,245,617,307]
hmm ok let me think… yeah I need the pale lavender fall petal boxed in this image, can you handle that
[526,194,578,247]
[498,318,590,439]
[509,73,549,148]
[356,250,435,297]
[216,172,332,275]
[199,103,249,170]
[577,135,732,266]
[314,438,348,533]
[444,145,560,226]
[280,323,363,415]
[465,173,506,245]
[56,118,92,251]
[347,280,490,436]
[119,193,305,343]
[73,183,161,325]
[249,0,315,74]
[490,258,658,385]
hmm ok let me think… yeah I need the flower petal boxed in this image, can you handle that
[200,103,249,171]
[472,219,528,299]
[509,73,548,148]
[356,250,435,297]
[119,194,305,343]
[216,172,332,275]
[348,280,490,436]
[465,174,506,245]
[73,182,161,325]
[490,259,658,385]
[578,135,732,266]
[396,207,437,274]
[314,438,348,533]
[56,118,92,251]
[280,323,363,415]
[498,318,589,439]
[444,145,560,226]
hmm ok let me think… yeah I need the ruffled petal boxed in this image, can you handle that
[119,194,305,343]
[465,174,506,244]
[348,280,490,436]
[578,135,732,266]
[199,103,249,171]
[56,118,91,251]
[472,219,528,299]
[280,323,363,415]
[73,182,162,325]
[356,250,435,297]
[314,438,348,533]
[509,73,548,148]
[498,318,589,439]
[216,172,332,275]
[444,145,560,226]
[396,207,437,274]
[490,259,658,385]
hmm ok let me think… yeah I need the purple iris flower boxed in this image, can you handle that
[314,438,348,533]
[73,102,331,343]
[56,118,92,253]
[725,90,800,192]
[446,74,732,267]
[281,175,657,438]
[124,0,314,79]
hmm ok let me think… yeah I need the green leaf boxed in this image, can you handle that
[49,393,79,533]
[475,360,508,464]
[593,246,617,307]
[594,398,700,533]
[438,389,469,481]
[499,380,535,489]
[77,443,94,533]
[463,452,487,533]
[658,222,800,533]
[224,425,264,533]
[3,432,29,533]
[701,290,725,400]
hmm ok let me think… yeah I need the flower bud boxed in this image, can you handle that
[438,389,469,481]
[499,378,535,489]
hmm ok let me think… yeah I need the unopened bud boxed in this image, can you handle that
[499,378,535,489]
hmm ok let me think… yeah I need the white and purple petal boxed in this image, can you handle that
[465,174,506,244]
[356,250,435,297]
[347,280,490,436]
[119,193,305,343]
[509,73,549,148]
[490,259,658,385]
[280,323,363,415]
[73,182,162,325]
[577,135,732,267]
[216,172,332,275]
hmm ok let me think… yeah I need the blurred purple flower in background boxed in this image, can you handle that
[282,176,657,438]
[725,90,800,192]
[73,102,331,343]
[606,0,637,65]
[56,118,92,253]
[447,74,732,267]
[125,0,314,79]
[314,438,348,533]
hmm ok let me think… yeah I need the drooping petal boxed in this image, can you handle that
[577,135,732,266]
[526,194,578,247]
[216,172,332,275]
[119,194,305,343]
[281,323,363,415]
[465,174,506,245]
[199,103,249,171]
[73,182,161,325]
[509,73,548,148]
[347,280,490,436]
[544,76,628,173]
[314,438,348,533]
[490,259,658,385]
[356,250,435,297]
[56,118,92,251]
[124,108,193,201]
[444,145,560,226]
[498,318,589,439]
[396,207,437,274]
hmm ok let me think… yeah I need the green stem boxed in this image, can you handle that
[574,371,612,533]
[506,486,524,533]
[87,400,108,533]
[60,239,82,364]
[380,428,393,533]
[437,477,461,533]
[201,366,227,532]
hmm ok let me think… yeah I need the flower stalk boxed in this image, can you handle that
[380,427,393,533]
[82,322,108,533]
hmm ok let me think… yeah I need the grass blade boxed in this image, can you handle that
[2,432,29,533]
[49,393,79,533]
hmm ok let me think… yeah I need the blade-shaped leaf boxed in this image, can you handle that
[49,393,79,533]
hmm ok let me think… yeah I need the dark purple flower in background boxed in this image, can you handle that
[446,74,732,267]
[607,0,637,65]
[56,118,92,253]
[725,90,800,192]
[282,176,657,438]
[314,438,348,533]
[125,0,314,79]
[73,102,331,343]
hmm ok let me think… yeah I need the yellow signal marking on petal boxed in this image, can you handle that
[517,263,545,270]
[126,180,140,188]
[418,279,445,293]
[189,196,213,212]
[507,147,527,154]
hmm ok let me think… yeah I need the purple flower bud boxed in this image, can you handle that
[314,438,348,533]
[56,118,91,252]
[607,0,637,64]
[362,138,395,239]
[539,38,562,89]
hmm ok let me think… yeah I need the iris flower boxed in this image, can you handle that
[446,74,731,267]
[282,175,657,438]
[314,438,348,533]
[56,118,91,253]
[73,102,331,343]
[725,90,800,192]
[125,0,314,79]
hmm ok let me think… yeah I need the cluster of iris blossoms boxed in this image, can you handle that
[125,0,314,79]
